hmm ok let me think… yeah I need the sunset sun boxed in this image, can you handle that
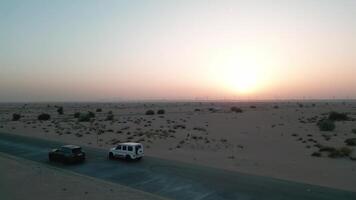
[225,64,259,94]
[209,51,264,95]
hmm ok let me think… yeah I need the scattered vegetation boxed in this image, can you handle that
[88,111,95,118]
[311,152,321,157]
[105,112,114,121]
[345,138,356,146]
[74,112,80,118]
[96,108,102,112]
[328,111,349,121]
[208,108,217,112]
[317,119,335,131]
[57,106,63,115]
[12,113,21,121]
[328,147,352,158]
[78,112,95,122]
[157,109,165,115]
[352,129,356,134]
[230,107,243,113]
[317,145,353,158]
[145,110,155,115]
[38,113,51,121]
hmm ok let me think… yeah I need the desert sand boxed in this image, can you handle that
[0,101,356,192]
[0,153,166,200]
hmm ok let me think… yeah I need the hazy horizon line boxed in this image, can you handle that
[1,98,355,104]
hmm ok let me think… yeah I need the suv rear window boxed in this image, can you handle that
[123,146,127,150]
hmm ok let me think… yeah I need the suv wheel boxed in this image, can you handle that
[109,152,114,160]
[125,155,131,160]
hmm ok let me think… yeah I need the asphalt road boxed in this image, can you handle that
[0,132,355,200]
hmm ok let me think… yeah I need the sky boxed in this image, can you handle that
[0,0,355,102]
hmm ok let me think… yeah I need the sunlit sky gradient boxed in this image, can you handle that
[1,0,356,102]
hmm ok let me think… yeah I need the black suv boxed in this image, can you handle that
[49,145,85,163]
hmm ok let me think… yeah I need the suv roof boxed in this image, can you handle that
[119,142,142,146]
[62,145,81,149]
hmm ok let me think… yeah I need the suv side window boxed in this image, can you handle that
[116,145,121,150]
[61,147,72,155]
[128,146,133,151]
[123,146,127,151]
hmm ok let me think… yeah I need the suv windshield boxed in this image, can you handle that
[72,148,82,154]
[135,145,142,154]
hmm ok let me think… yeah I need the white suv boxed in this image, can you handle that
[108,142,144,160]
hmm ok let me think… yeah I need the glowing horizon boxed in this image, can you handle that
[1,0,356,102]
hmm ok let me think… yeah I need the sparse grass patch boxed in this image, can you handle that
[317,119,335,131]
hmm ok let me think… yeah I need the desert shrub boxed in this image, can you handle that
[88,111,95,118]
[339,147,352,156]
[328,150,343,158]
[157,109,165,115]
[345,138,356,146]
[230,107,243,113]
[317,119,335,131]
[273,105,279,109]
[328,112,349,121]
[12,113,21,121]
[319,146,336,152]
[38,113,51,121]
[96,108,102,112]
[311,152,321,157]
[145,110,155,115]
[74,112,80,118]
[78,112,95,122]
[57,106,63,115]
[194,108,201,112]
[250,105,256,109]
[328,147,352,158]
[78,114,91,122]
[209,108,217,112]
[105,113,114,121]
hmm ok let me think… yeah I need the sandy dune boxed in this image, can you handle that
[0,101,356,192]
